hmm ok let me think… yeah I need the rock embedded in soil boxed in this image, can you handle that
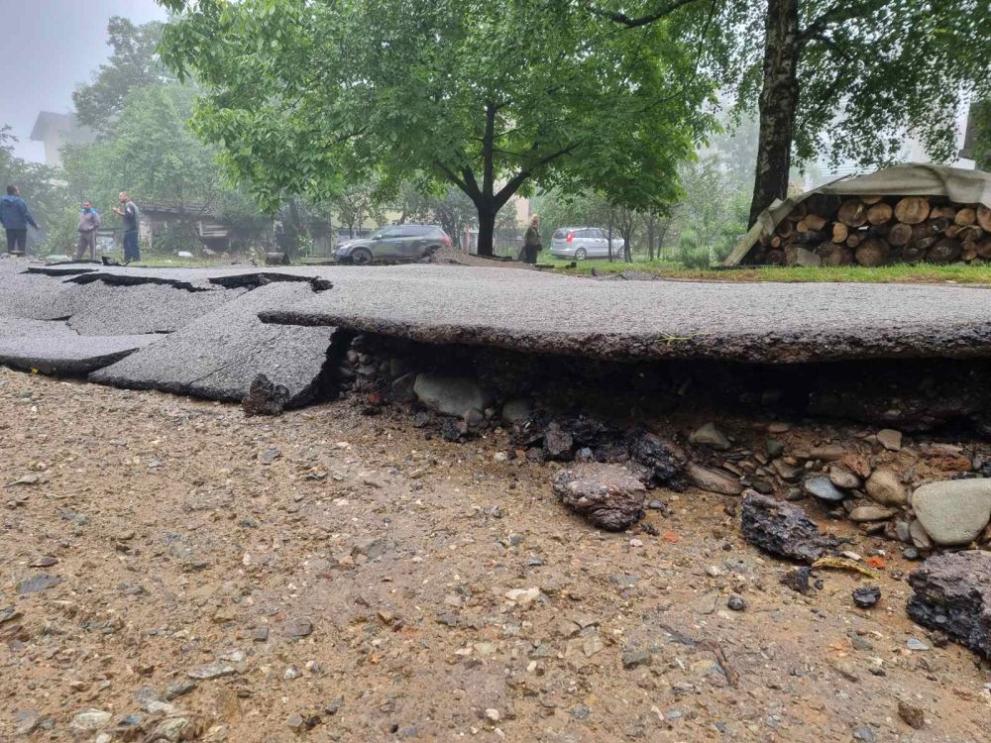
[242,373,290,416]
[70,709,112,731]
[543,422,574,460]
[909,519,934,550]
[553,464,647,531]
[689,422,731,450]
[413,373,489,418]
[852,585,881,608]
[727,594,746,611]
[911,478,991,546]
[740,491,839,563]
[780,566,813,593]
[829,465,861,490]
[687,463,742,496]
[849,505,897,522]
[907,551,991,659]
[865,468,907,506]
[877,429,903,451]
[897,700,925,730]
[803,475,847,503]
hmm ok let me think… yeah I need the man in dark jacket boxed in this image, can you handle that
[1,185,39,255]
[74,201,102,261]
[522,215,542,264]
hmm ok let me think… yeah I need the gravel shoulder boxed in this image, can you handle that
[1,370,988,742]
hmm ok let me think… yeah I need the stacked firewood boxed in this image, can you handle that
[755,193,991,267]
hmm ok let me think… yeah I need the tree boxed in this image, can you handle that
[330,183,387,239]
[64,84,232,212]
[596,0,991,226]
[398,185,477,249]
[158,0,715,257]
[73,17,172,135]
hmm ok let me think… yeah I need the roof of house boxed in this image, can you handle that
[29,112,94,144]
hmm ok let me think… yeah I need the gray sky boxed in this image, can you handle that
[0,0,167,162]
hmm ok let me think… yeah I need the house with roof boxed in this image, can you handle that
[29,112,95,168]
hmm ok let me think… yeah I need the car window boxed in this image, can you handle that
[588,229,603,239]
[552,229,567,239]
[578,229,594,239]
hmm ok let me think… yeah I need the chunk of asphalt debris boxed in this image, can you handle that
[906,551,991,659]
[740,491,839,564]
[628,432,685,489]
[780,566,813,594]
[852,585,881,609]
[0,334,158,376]
[90,282,335,405]
[552,463,647,532]
[242,373,291,416]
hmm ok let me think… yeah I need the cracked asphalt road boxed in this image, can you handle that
[7,258,991,375]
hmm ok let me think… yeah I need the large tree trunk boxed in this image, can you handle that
[475,201,497,258]
[748,0,801,228]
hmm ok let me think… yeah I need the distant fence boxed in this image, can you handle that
[463,227,524,259]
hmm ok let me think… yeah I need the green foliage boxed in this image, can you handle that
[971,99,991,170]
[159,0,716,246]
[74,17,173,135]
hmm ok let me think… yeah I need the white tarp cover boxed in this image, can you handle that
[724,163,991,266]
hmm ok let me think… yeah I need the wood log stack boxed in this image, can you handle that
[754,194,991,267]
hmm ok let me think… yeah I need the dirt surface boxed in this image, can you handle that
[2,370,989,742]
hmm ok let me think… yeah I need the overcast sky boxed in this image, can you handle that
[1,0,167,162]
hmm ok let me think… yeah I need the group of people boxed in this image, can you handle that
[0,187,141,263]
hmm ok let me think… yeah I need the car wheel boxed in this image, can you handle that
[575,248,587,260]
[351,247,373,265]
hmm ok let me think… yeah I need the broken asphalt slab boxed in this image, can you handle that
[26,259,991,365]
[257,265,991,363]
[0,334,159,376]
[89,282,338,405]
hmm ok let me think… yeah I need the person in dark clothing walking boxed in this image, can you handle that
[113,191,140,264]
[1,185,39,255]
[522,215,542,265]
[74,201,102,261]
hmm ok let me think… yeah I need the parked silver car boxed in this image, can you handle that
[336,224,452,264]
[549,227,625,260]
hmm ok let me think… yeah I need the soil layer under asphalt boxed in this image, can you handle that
[1,370,989,742]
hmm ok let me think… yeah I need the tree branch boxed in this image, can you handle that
[494,142,583,208]
[588,0,702,28]
[799,0,887,43]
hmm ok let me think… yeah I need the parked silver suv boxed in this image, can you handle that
[549,227,625,260]
[336,224,452,264]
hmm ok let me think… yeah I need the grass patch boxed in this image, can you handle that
[547,258,991,285]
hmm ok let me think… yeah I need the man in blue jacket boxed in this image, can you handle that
[1,185,39,255]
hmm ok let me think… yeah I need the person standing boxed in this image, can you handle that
[522,215,542,265]
[1,185,39,255]
[113,192,140,264]
[74,201,102,261]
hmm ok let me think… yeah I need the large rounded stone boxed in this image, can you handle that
[911,479,991,547]
[413,373,490,417]
[553,464,647,531]
[803,475,846,503]
[865,468,907,506]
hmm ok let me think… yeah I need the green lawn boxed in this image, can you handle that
[545,258,991,285]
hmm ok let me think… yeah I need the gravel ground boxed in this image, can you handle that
[1,370,989,742]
